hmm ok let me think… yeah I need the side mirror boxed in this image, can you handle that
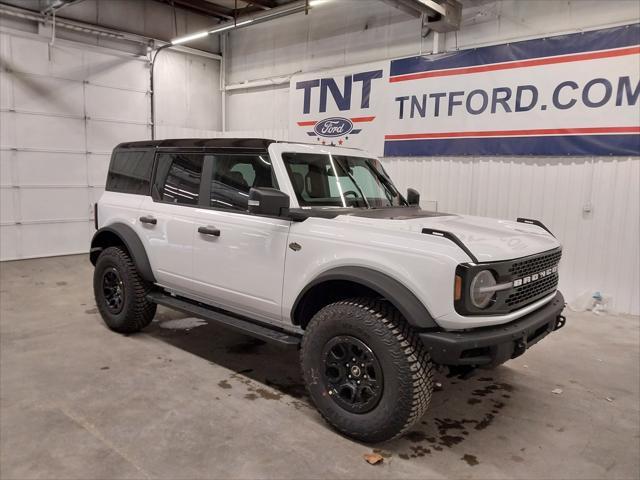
[248,187,290,217]
[407,188,420,206]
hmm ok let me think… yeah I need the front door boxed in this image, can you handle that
[191,152,290,324]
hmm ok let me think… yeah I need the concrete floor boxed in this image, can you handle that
[0,255,638,480]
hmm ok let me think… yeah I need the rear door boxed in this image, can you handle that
[190,151,291,324]
[137,150,205,292]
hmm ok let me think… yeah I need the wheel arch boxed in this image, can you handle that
[291,266,437,330]
[90,223,156,283]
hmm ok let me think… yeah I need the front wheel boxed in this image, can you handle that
[300,298,434,443]
[93,246,156,333]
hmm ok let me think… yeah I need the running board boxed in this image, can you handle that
[147,292,301,347]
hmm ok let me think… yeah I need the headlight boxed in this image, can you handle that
[470,270,497,308]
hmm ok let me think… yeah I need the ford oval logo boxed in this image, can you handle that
[314,117,353,138]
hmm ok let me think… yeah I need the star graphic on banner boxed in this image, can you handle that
[321,140,326,145]
[338,139,343,145]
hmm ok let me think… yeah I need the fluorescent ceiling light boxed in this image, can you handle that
[308,0,333,6]
[171,30,209,45]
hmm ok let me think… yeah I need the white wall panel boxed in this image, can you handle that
[0,225,19,260]
[85,51,149,92]
[0,150,12,186]
[87,154,111,187]
[20,188,90,222]
[16,151,87,186]
[6,35,86,80]
[227,86,289,131]
[154,49,221,132]
[0,71,13,109]
[12,75,84,116]
[85,85,149,123]
[0,112,14,147]
[85,120,149,153]
[0,188,16,224]
[19,222,93,259]
[12,113,85,151]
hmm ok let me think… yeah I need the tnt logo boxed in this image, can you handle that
[296,69,382,145]
[296,69,383,114]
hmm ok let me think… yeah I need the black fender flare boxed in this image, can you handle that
[292,266,438,329]
[90,223,156,283]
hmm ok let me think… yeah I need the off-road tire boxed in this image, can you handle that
[301,298,434,443]
[93,246,156,333]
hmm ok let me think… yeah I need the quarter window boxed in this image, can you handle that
[154,153,204,205]
[106,149,154,195]
[210,154,277,211]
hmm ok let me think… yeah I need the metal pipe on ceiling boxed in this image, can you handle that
[171,0,323,45]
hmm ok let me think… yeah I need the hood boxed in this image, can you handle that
[335,208,560,262]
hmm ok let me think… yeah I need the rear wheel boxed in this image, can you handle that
[301,298,434,443]
[93,246,156,333]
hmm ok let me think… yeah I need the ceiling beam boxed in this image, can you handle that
[168,0,235,20]
[245,0,278,9]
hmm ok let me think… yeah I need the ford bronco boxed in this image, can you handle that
[90,138,566,443]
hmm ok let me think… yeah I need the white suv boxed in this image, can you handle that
[90,138,566,443]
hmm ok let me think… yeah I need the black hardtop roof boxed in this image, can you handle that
[114,138,363,152]
[115,138,277,150]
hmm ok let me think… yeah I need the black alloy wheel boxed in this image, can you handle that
[102,267,125,314]
[322,335,383,414]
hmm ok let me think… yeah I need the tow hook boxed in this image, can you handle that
[513,337,527,358]
[555,315,567,331]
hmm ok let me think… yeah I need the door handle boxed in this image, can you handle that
[139,215,157,225]
[198,225,221,237]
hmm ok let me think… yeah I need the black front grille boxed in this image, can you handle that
[455,247,562,316]
[506,273,559,308]
[508,249,562,277]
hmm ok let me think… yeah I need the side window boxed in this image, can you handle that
[154,153,204,205]
[105,149,154,195]
[210,154,277,211]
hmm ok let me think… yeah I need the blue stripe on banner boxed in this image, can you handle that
[383,135,640,157]
[390,23,640,77]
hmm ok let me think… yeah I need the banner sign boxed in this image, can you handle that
[289,24,640,157]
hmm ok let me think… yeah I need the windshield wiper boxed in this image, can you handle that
[365,160,407,207]
[333,157,371,209]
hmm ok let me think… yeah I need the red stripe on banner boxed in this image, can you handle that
[297,121,316,126]
[389,46,640,83]
[384,126,640,140]
[351,116,376,122]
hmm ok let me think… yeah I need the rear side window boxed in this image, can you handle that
[105,149,154,195]
[154,153,204,205]
[210,154,277,211]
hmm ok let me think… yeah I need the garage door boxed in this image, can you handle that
[0,30,150,260]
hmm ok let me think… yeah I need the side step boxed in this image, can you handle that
[147,291,301,347]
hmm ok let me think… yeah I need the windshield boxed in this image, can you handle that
[282,152,406,208]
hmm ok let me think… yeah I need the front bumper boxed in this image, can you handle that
[420,291,566,367]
